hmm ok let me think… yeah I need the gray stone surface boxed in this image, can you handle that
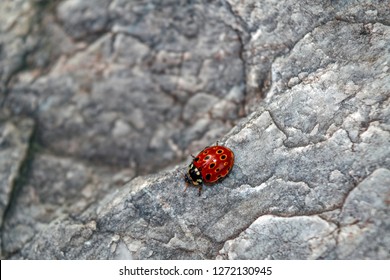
[0,118,34,227]
[1,153,120,256]
[218,215,338,260]
[0,0,389,259]
[218,169,390,259]
[0,117,34,257]
[227,0,390,110]
[5,0,245,175]
[0,0,35,95]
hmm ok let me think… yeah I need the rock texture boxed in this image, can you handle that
[0,118,34,242]
[0,0,389,259]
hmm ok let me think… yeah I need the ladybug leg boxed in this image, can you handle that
[183,171,191,193]
[198,185,203,196]
[184,171,190,186]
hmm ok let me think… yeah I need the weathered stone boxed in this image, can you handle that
[0,0,389,260]
[226,0,390,111]
[0,0,35,93]
[2,153,116,256]
[57,0,111,40]
[5,0,245,175]
[0,117,34,257]
[219,169,390,259]
[218,215,337,259]
[335,169,390,259]
[0,118,34,220]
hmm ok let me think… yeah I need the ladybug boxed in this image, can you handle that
[184,144,235,195]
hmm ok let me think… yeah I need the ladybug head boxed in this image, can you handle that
[185,163,203,186]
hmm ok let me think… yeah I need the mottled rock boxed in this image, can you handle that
[0,118,34,221]
[226,0,390,111]
[57,0,111,40]
[218,169,390,259]
[218,215,337,259]
[1,0,389,260]
[335,169,390,259]
[5,0,245,174]
[0,0,35,93]
[0,117,34,256]
[2,153,117,256]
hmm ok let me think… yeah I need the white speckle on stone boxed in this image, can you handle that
[128,108,145,130]
[288,77,300,87]
[111,234,120,243]
[86,220,97,231]
[251,28,263,42]
[112,119,131,137]
[365,10,378,17]
[126,240,143,252]
[298,72,308,80]
[329,170,343,182]
[309,123,319,136]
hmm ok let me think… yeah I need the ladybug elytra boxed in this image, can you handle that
[184,144,234,195]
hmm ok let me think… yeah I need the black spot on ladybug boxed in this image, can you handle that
[220,154,227,160]
[203,150,209,154]
[209,163,216,169]
[204,155,211,160]
[217,149,223,154]
[217,174,222,178]
[205,174,211,180]
[215,168,220,172]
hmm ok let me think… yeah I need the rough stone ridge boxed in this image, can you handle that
[0,0,389,259]
[218,169,390,259]
[0,117,34,252]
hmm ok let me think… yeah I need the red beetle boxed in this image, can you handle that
[184,144,235,195]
